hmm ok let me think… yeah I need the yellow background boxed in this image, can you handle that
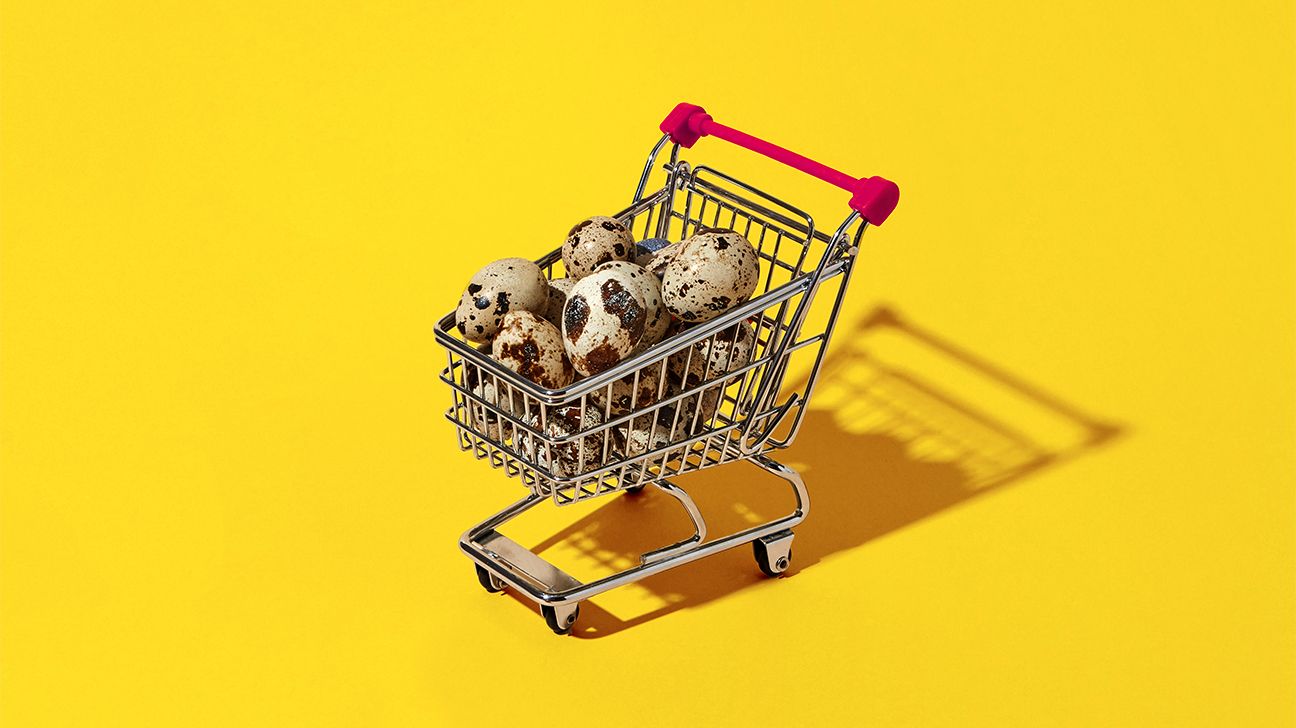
[2,1,1294,725]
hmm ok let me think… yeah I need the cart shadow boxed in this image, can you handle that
[505,305,1123,639]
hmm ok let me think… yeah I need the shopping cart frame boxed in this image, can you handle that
[434,103,899,634]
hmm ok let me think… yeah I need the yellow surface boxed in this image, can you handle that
[2,1,1293,725]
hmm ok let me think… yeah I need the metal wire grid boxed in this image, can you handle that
[436,163,863,505]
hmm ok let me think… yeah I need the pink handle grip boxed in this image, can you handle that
[660,103,899,226]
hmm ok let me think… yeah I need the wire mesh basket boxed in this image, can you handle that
[437,151,882,504]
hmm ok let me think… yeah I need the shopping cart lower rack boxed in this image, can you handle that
[434,102,899,634]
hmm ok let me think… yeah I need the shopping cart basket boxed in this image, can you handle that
[434,102,900,634]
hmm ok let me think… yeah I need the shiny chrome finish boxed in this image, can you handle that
[439,129,861,632]
[458,454,810,632]
[639,479,707,565]
[473,528,582,595]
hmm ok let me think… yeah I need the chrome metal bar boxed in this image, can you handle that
[639,479,708,565]
[738,212,862,449]
[689,166,816,245]
[458,454,810,606]
[475,529,583,594]
[767,223,866,448]
[633,134,672,203]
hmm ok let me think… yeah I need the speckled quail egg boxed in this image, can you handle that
[541,277,575,328]
[668,319,757,384]
[491,310,575,389]
[518,405,615,477]
[590,365,662,416]
[637,240,686,279]
[617,412,676,473]
[594,260,669,353]
[562,216,635,279]
[463,365,523,441]
[455,258,549,344]
[665,382,723,434]
[661,228,760,323]
[562,267,647,376]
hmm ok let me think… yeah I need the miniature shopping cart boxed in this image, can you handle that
[434,103,899,634]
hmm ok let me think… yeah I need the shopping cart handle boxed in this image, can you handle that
[660,102,900,226]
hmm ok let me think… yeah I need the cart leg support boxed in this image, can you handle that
[458,454,810,634]
[639,479,707,565]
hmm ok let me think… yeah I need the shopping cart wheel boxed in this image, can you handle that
[474,564,505,593]
[623,483,646,494]
[753,530,795,577]
[541,603,580,635]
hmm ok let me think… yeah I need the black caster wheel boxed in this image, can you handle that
[475,564,504,593]
[753,531,794,577]
[541,604,580,635]
[623,483,647,494]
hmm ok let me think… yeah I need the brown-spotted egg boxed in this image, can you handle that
[667,319,756,384]
[463,363,522,441]
[617,412,675,473]
[590,365,662,416]
[455,257,549,343]
[562,216,635,279]
[664,381,723,435]
[518,405,616,477]
[562,267,647,377]
[661,228,760,323]
[541,277,575,329]
[594,260,669,353]
[491,310,575,389]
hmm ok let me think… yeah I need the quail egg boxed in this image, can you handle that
[594,260,669,352]
[666,382,723,434]
[661,228,760,323]
[668,319,757,384]
[491,310,575,389]
[562,216,635,279]
[617,412,676,473]
[590,365,663,416]
[562,267,647,377]
[518,405,615,477]
[463,365,523,441]
[541,277,575,328]
[455,257,549,344]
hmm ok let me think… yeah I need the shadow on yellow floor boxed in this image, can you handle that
[503,305,1122,638]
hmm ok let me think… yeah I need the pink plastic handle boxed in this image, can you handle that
[660,103,899,226]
